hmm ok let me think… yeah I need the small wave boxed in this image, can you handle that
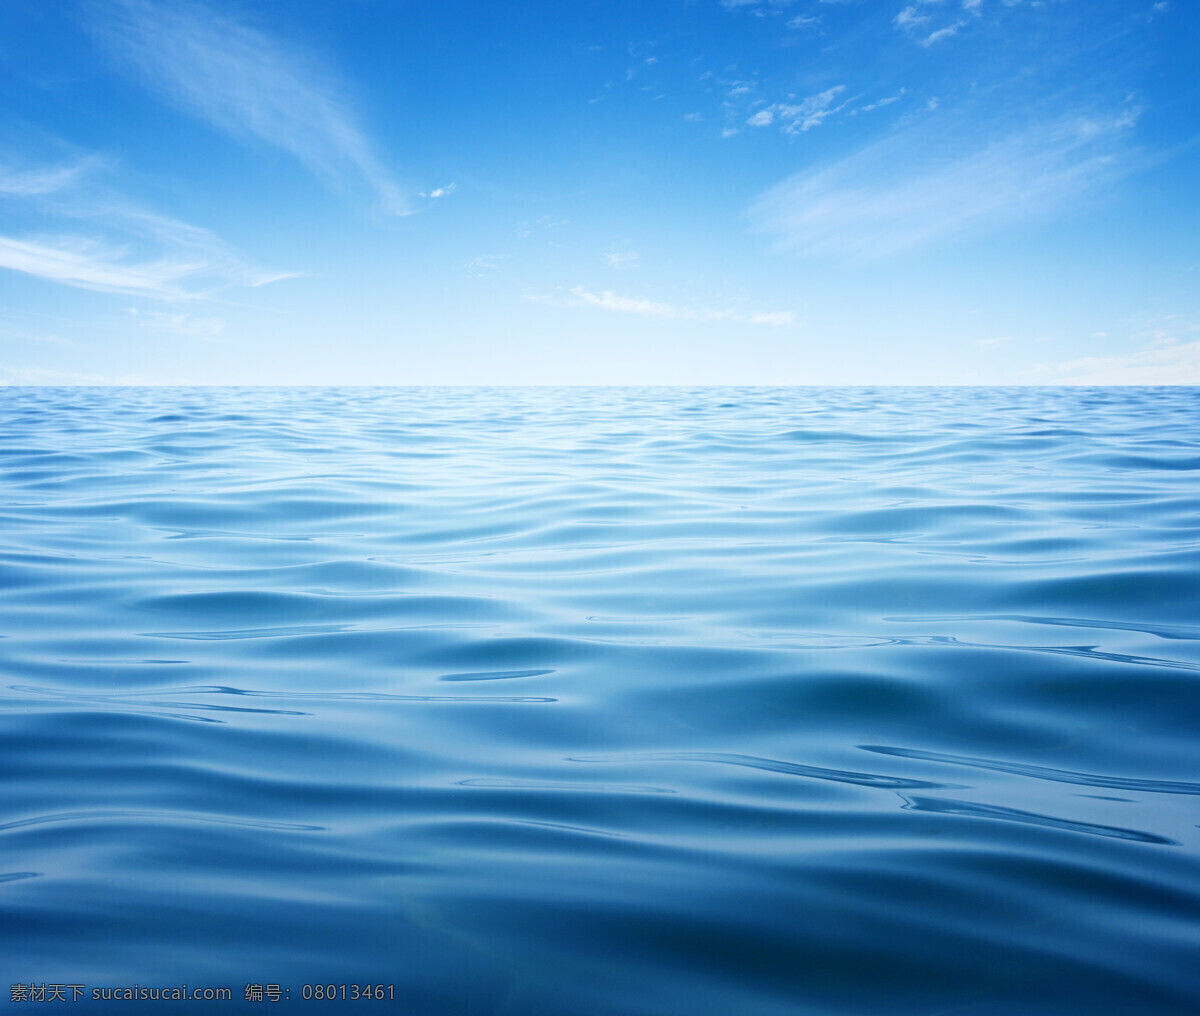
[457,779,674,794]
[439,669,555,682]
[900,796,1177,844]
[569,752,953,789]
[0,810,325,833]
[861,746,1200,795]
[886,613,1200,641]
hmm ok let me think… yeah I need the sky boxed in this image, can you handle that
[1,0,1197,385]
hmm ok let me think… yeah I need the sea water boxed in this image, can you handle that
[2,386,1198,1013]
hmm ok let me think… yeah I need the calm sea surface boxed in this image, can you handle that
[2,386,1199,1013]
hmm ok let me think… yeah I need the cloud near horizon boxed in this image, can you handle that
[90,0,408,216]
[0,361,154,385]
[1028,330,1200,384]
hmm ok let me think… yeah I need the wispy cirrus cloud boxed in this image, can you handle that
[0,234,205,298]
[922,22,965,44]
[0,156,103,197]
[0,225,291,299]
[850,90,906,116]
[0,149,292,299]
[750,105,1144,259]
[536,286,796,326]
[90,0,407,215]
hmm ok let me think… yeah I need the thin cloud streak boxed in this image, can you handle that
[131,309,226,339]
[91,0,407,215]
[0,147,291,300]
[750,106,1144,259]
[564,286,795,325]
[0,234,205,298]
[99,207,298,290]
[0,157,102,197]
[0,362,154,385]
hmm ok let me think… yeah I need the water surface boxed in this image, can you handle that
[3,386,1198,1013]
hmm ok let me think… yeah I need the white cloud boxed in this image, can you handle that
[737,88,848,138]
[570,287,680,319]
[248,270,305,288]
[750,106,1144,259]
[426,183,456,199]
[722,74,848,137]
[0,146,290,299]
[774,86,848,133]
[603,250,640,269]
[0,234,204,299]
[465,255,505,277]
[922,22,965,44]
[0,157,103,197]
[748,311,797,326]
[721,0,799,12]
[1028,338,1200,384]
[0,322,75,348]
[515,215,569,240]
[134,310,226,339]
[896,0,972,43]
[852,90,906,115]
[894,5,931,29]
[91,0,407,215]
[561,286,795,325]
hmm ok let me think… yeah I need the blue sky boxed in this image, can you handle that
[1,0,1197,384]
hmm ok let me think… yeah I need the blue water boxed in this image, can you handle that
[3,386,1199,1014]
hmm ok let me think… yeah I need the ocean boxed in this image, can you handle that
[2,385,1198,1013]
